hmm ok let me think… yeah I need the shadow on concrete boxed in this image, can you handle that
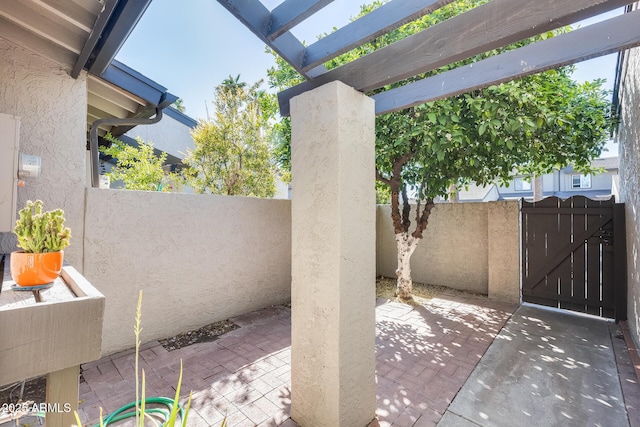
[440,305,631,427]
[374,294,516,426]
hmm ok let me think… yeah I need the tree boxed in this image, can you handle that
[221,74,247,92]
[183,76,277,197]
[267,0,613,299]
[171,98,186,113]
[99,133,180,192]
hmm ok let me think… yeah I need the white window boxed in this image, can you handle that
[514,176,532,191]
[572,174,591,189]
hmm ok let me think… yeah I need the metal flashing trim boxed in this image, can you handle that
[100,60,177,107]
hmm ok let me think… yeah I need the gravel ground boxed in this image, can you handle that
[376,276,483,305]
[0,376,46,408]
[159,319,239,351]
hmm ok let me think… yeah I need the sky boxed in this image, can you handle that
[116,0,364,120]
[116,1,623,155]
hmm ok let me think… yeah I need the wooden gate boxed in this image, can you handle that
[521,196,626,320]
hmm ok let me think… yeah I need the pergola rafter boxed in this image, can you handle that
[217,0,330,78]
[302,0,457,72]
[268,0,335,40]
[218,0,639,117]
[373,8,640,114]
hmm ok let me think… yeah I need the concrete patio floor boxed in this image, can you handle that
[76,292,517,426]
[439,305,640,427]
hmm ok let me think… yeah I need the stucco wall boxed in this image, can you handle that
[376,201,520,301]
[377,201,519,302]
[83,189,291,355]
[617,41,640,349]
[0,38,87,267]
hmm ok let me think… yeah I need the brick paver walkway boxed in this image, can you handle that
[78,294,516,426]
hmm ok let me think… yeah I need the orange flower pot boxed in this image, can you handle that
[10,250,64,287]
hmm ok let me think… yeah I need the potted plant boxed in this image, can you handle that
[10,200,71,287]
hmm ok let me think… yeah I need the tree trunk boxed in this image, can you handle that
[376,142,434,300]
[533,174,544,201]
[395,232,420,299]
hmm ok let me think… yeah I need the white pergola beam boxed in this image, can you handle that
[373,9,640,115]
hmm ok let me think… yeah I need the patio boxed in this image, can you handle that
[74,291,517,427]
[3,285,640,426]
[1,2,640,426]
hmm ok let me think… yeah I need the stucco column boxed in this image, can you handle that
[290,81,376,426]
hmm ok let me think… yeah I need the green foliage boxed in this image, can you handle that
[100,134,180,192]
[271,117,291,176]
[183,76,277,197]
[267,0,612,203]
[135,290,143,426]
[73,290,194,427]
[376,181,391,204]
[132,291,192,427]
[172,98,186,113]
[14,200,71,253]
[376,72,611,201]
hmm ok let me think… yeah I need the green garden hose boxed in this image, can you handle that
[92,397,185,427]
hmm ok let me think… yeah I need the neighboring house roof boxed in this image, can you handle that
[592,156,619,170]
[596,156,619,170]
[164,107,198,129]
[561,156,619,173]
[0,0,179,138]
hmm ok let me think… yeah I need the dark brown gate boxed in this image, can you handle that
[521,196,627,321]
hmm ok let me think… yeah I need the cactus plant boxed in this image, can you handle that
[13,200,71,253]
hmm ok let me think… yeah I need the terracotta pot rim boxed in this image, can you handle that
[12,249,65,254]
